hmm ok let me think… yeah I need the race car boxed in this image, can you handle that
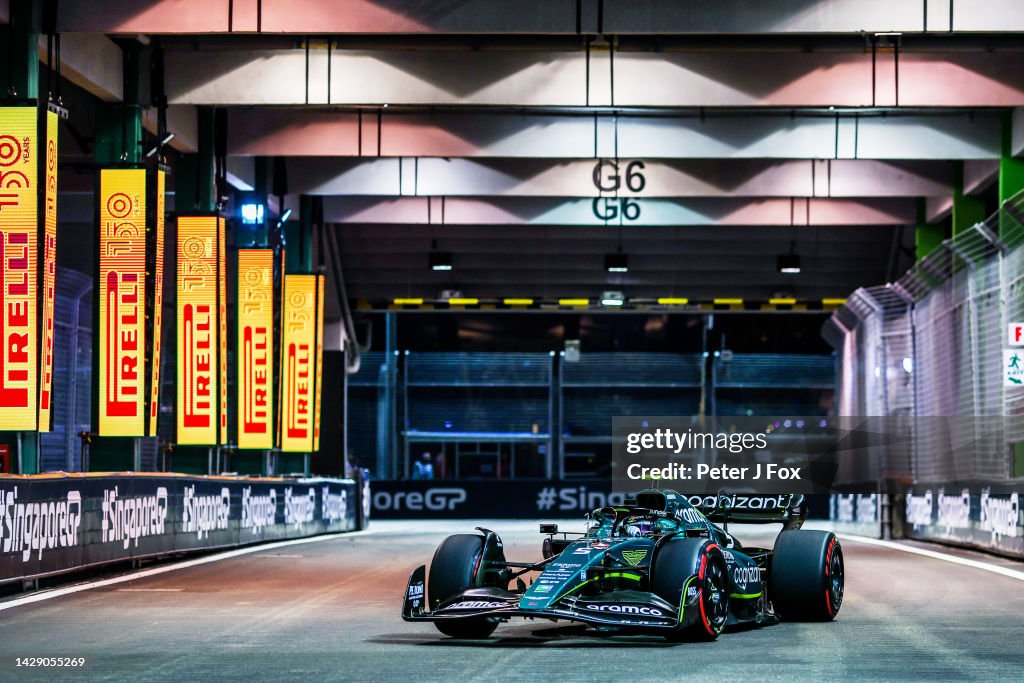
[402,489,844,640]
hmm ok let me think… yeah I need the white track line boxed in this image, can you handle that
[0,529,380,612]
[837,533,1024,582]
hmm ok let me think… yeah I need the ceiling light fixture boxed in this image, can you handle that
[778,236,801,274]
[605,250,628,273]
[429,238,453,271]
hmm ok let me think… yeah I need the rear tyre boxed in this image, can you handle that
[770,530,843,621]
[653,539,730,641]
[427,534,499,639]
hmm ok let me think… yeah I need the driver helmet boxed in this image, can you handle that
[625,519,656,537]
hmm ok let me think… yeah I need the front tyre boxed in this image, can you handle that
[653,539,730,641]
[427,534,499,639]
[770,530,844,621]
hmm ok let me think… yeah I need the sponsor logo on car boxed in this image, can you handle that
[534,584,553,593]
[583,603,664,617]
[686,494,788,511]
[407,583,424,599]
[446,601,507,610]
[676,507,705,524]
[686,585,699,602]
[731,565,760,589]
[621,549,648,566]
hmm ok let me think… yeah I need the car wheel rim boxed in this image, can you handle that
[827,544,844,612]
[704,559,729,631]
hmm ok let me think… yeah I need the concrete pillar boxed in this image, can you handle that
[174,107,216,212]
[0,2,40,472]
[999,110,1024,238]
[952,161,985,237]
[915,198,944,261]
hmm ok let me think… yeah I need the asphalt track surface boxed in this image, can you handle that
[1,521,1022,681]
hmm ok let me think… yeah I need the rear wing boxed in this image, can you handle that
[691,493,806,529]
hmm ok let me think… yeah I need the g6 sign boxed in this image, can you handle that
[592,160,646,193]
[592,197,641,222]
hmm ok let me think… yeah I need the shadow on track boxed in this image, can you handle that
[370,623,744,648]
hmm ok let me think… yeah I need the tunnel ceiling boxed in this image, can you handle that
[42,0,1024,305]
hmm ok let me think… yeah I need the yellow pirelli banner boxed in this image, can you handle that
[0,107,38,430]
[38,110,58,431]
[312,274,325,452]
[280,274,317,452]
[176,215,220,445]
[97,169,147,436]
[237,249,274,449]
[218,217,228,444]
[147,170,166,437]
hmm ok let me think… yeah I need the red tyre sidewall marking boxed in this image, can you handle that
[698,544,721,636]
[824,537,838,616]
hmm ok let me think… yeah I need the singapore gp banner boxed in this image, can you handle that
[902,483,1024,558]
[0,106,39,430]
[176,215,221,445]
[0,472,369,584]
[38,110,58,432]
[280,274,318,452]
[371,480,831,520]
[97,168,148,436]
[237,249,274,449]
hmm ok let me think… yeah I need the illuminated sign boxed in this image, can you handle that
[280,274,316,452]
[147,170,166,437]
[37,111,58,431]
[237,249,274,449]
[97,169,147,435]
[218,217,227,444]
[312,275,325,452]
[176,216,219,445]
[0,107,38,430]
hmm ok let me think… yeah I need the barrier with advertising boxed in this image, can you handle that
[901,484,1023,558]
[371,479,830,520]
[828,491,883,538]
[0,471,371,584]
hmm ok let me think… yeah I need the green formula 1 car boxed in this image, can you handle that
[402,489,844,640]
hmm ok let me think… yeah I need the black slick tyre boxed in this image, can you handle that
[770,530,844,621]
[427,534,498,638]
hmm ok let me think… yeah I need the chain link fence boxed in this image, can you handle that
[825,192,1024,553]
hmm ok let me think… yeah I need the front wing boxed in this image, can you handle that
[402,565,686,631]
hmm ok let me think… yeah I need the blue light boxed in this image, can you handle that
[241,203,265,225]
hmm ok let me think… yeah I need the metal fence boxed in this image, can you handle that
[826,193,1024,553]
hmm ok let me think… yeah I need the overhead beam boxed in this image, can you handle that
[40,32,123,102]
[228,110,1001,160]
[284,158,953,198]
[57,1,1024,34]
[167,48,1024,108]
[316,196,913,226]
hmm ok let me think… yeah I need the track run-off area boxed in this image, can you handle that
[0,521,1022,681]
